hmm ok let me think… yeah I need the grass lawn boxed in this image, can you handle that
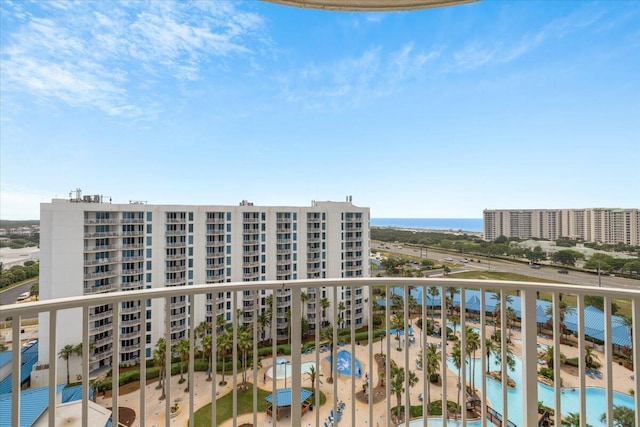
[192,383,326,426]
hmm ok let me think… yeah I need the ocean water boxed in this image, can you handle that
[371,218,483,232]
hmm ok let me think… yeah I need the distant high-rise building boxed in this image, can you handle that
[36,193,369,384]
[483,208,639,245]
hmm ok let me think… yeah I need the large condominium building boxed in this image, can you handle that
[483,208,640,245]
[36,193,369,384]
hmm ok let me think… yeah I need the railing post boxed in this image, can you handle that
[11,315,21,427]
[521,287,538,427]
[632,297,640,427]
[48,310,57,427]
[291,286,302,424]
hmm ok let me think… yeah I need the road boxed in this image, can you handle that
[372,241,639,290]
[0,279,38,319]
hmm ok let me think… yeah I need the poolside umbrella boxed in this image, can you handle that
[276,358,288,365]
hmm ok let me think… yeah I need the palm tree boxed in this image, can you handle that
[408,294,419,326]
[491,292,514,336]
[305,364,321,394]
[485,338,498,373]
[406,369,419,412]
[562,412,592,427]
[446,287,459,315]
[217,331,232,386]
[601,405,635,427]
[202,333,213,381]
[153,338,167,400]
[451,341,463,413]
[544,301,576,340]
[391,314,405,351]
[390,360,405,419]
[337,302,345,329]
[195,321,208,361]
[465,326,480,393]
[257,310,270,343]
[428,286,439,322]
[320,326,335,382]
[30,282,39,300]
[539,345,565,371]
[238,328,252,388]
[176,338,190,385]
[584,347,599,370]
[58,344,75,384]
[216,314,226,334]
[320,298,330,327]
[425,343,441,407]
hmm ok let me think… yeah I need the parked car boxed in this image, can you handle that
[557,269,569,274]
[530,264,541,269]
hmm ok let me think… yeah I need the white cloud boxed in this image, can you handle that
[0,1,268,118]
[278,43,438,110]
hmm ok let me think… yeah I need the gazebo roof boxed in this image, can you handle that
[265,388,313,407]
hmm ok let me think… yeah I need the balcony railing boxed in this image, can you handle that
[3,278,639,427]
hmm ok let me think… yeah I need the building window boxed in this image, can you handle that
[146,273,152,282]
[188,224,193,233]
[189,212,193,221]
[146,236,152,246]
[147,224,152,234]
[147,212,152,221]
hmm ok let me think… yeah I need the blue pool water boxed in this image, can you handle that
[447,354,635,427]
[326,350,362,377]
[398,419,496,427]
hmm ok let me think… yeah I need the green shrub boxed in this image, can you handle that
[539,367,554,380]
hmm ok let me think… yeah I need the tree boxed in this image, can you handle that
[153,338,167,399]
[552,250,583,267]
[202,333,213,381]
[321,326,335,382]
[176,338,190,385]
[217,331,232,386]
[390,360,405,419]
[320,298,330,327]
[601,405,635,427]
[58,344,75,385]
[424,343,441,406]
[539,345,565,370]
[544,301,576,340]
[305,364,321,394]
[30,282,39,300]
[428,286,439,322]
[195,321,208,361]
[238,328,252,388]
[465,326,480,393]
[337,302,345,329]
[584,347,599,370]
[451,341,463,412]
[257,311,270,343]
[391,314,405,351]
[562,412,592,427]
[526,246,546,263]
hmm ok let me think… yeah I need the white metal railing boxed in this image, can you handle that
[2,278,639,427]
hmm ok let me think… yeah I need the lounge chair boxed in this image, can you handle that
[586,368,595,378]
[418,393,424,402]
[594,369,603,379]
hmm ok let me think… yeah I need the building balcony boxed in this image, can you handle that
[242,217,260,224]
[166,278,186,285]
[165,230,186,236]
[84,257,120,266]
[242,261,260,268]
[122,243,144,250]
[4,278,639,427]
[89,310,113,322]
[122,268,144,276]
[120,318,142,328]
[166,265,186,272]
[85,244,120,252]
[277,238,292,244]
[121,255,143,262]
[243,238,260,245]
[206,275,225,283]
[307,236,321,243]
[206,240,225,248]
[276,248,291,255]
[166,218,186,223]
[121,305,142,314]
[206,217,225,224]
[83,282,118,294]
[84,231,119,238]
[276,217,291,223]
[206,229,225,235]
[242,271,260,280]
[166,241,186,248]
[120,218,144,224]
[122,231,142,237]
[84,218,119,225]
[123,282,146,293]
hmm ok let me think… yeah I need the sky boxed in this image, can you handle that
[1,1,639,220]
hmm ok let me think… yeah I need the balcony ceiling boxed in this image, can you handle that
[264,0,478,11]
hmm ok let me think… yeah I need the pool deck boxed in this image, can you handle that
[93,321,635,427]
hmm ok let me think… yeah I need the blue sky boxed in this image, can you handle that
[1,1,638,220]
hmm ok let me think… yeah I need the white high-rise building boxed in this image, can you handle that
[36,192,369,384]
[483,208,639,245]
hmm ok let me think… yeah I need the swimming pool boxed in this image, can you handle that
[447,354,635,427]
[266,361,316,380]
[326,350,362,377]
